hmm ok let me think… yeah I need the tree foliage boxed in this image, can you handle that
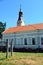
[0,22,6,39]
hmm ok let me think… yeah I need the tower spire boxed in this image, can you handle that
[20,4,21,12]
[17,6,25,26]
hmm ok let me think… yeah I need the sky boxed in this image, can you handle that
[0,0,43,29]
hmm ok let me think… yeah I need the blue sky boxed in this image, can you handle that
[0,0,43,29]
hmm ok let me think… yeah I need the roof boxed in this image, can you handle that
[3,23,43,34]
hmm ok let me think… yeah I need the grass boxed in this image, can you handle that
[0,52,43,65]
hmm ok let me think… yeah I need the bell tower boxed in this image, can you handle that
[17,6,25,26]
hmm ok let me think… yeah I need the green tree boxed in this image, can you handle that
[0,22,6,39]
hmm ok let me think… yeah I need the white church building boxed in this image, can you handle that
[2,7,43,50]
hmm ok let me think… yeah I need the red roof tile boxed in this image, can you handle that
[3,23,43,34]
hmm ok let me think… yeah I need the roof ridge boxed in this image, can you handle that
[30,25,37,30]
[6,23,43,29]
[29,23,43,30]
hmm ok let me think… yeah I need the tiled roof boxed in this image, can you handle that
[3,23,43,34]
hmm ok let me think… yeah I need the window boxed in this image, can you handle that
[32,38,35,45]
[41,37,43,45]
[24,38,27,45]
[6,39,8,43]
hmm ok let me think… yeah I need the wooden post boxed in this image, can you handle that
[11,39,13,56]
[6,39,9,59]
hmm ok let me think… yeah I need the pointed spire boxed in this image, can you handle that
[17,5,25,26]
[19,4,23,18]
[20,4,22,12]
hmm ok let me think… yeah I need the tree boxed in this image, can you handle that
[0,22,6,39]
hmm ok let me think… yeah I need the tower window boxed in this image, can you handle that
[41,37,43,45]
[32,38,35,45]
[24,38,27,45]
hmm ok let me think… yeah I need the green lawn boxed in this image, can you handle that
[0,52,43,65]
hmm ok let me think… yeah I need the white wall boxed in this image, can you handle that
[2,29,43,49]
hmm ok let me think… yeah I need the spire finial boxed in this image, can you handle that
[20,4,22,12]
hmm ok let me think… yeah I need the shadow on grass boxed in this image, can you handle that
[0,57,6,61]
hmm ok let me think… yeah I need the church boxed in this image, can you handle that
[2,7,43,50]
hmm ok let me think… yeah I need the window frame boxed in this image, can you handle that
[24,38,27,45]
[32,38,35,45]
[41,37,43,45]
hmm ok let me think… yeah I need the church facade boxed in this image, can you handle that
[2,8,43,50]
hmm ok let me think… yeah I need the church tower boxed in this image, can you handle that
[17,6,25,26]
